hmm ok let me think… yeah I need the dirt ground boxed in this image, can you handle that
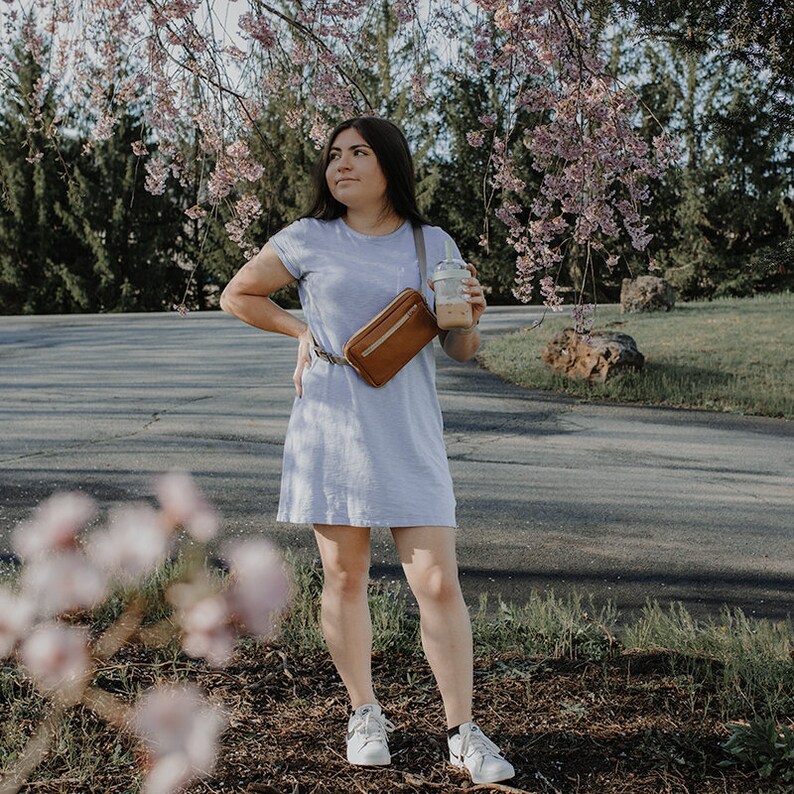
[190,647,768,794]
[4,642,779,794]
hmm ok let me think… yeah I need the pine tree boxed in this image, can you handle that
[606,24,793,298]
[599,0,794,124]
[0,41,85,313]
[59,101,189,312]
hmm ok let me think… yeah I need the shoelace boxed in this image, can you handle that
[350,711,395,747]
[459,727,503,763]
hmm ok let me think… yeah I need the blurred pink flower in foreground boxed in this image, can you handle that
[155,471,219,541]
[226,539,290,638]
[13,491,97,559]
[4,472,289,791]
[179,595,236,668]
[0,586,34,658]
[87,504,170,584]
[20,623,91,704]
[133,683,227,794]
[21,550,108,617]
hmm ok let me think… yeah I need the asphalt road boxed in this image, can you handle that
[1,308,792,623]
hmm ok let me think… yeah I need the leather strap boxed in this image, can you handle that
[311,223,427,365]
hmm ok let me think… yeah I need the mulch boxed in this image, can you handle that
[184,646,767,794]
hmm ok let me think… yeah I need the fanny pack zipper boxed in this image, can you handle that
[361,305,418,357]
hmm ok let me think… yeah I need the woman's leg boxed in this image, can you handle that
[313,524,376,709]
[391,525,473,728]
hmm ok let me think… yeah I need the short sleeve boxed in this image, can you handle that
[268,220,308,280]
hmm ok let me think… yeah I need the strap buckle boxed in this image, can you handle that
[313,345,347,365]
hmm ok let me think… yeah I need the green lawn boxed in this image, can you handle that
[478,292,794,419]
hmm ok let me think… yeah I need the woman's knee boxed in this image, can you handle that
[314,525,371,600]
[322,560,370,599]
[410,564,462,606]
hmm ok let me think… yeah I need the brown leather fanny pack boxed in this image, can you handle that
[312,225,439,388]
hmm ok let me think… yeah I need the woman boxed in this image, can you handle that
[220,117,514,785]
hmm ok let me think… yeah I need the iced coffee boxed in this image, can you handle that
[431,241,474,330]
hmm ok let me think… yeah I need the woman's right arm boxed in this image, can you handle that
[220,242,304,337]
[220,242,313,397]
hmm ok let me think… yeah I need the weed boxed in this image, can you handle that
[720,718,794,785]
[473,590,618,660]
[622,600,794,719]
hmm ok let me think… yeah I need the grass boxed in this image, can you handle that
[2,557,793,792]
[477,292,794,419]
[278,559,793,723]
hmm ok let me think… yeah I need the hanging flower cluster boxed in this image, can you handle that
[1,0,672,312]
[0,473,290,793]
[460,1,674,310]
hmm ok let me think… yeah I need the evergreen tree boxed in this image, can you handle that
[0,41,85,313]
[598,0,794,125]
[607,25,793,298]
[59,106,187,312]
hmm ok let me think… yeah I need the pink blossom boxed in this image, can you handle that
[310,117,332,149]
[466,130,485,148]
[184,204,207,220]
[144,157,170,196]
[13,491,97,560]
[539,275,563,311]
[160,0,200,21]
[92,112,116,141]
[21,550,108,617]
[284,108,303,129]
[0,587,34,658]
[133,684,226,793]
[179,595,236,667]
[239,12,276,49]
[142,754,193,794]
[225,539,290,638]
[224,193,263,257]
[494,3,518,32]
[154,471,219,541]
[410,72,428,106]
[132,140,148,156]
[393,0,417,24]
[20,623,91,704]
[87,504,169,584]
[571,303,595,335]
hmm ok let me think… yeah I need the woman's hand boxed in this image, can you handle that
[427,262,487,330]
[293,327,313,398]
[462,262,487,327]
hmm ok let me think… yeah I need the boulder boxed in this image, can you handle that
[620,275,675,313]
[542,328,644,383]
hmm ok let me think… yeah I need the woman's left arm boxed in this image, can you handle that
[438,263,486,363]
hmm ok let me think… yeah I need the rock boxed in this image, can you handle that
[620,275,675,313]
[542,328,644,383]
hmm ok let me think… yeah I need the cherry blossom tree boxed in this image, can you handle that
[0,0,672,322]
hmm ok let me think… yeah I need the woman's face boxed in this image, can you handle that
[325,127,390,213]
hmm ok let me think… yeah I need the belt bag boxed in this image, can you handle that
[313,225,439,388]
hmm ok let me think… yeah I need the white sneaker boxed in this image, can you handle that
[346,703,394,766]
[448,722,515,783]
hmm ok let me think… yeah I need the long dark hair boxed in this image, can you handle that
[302,117,429,226]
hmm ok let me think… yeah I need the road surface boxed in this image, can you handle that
[1,308,791,623]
